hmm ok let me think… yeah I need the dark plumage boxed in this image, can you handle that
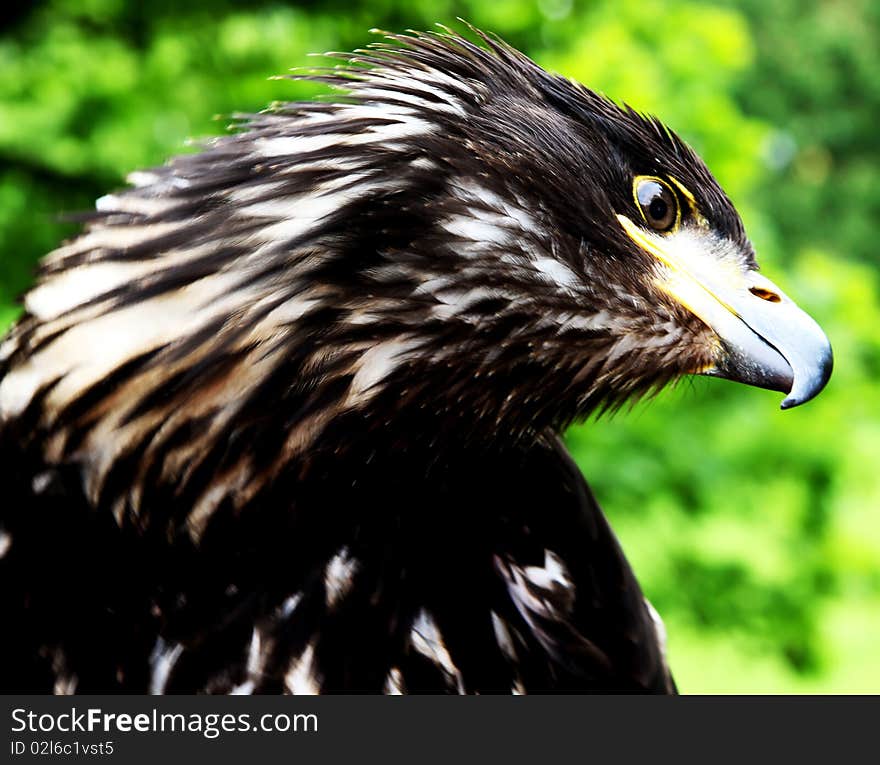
[0,26,831,694]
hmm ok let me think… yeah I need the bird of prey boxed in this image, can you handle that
[0,27,832,694]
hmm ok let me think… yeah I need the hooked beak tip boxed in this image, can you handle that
[780,345,834,410]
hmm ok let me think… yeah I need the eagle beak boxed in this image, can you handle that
[616,216,833,409]
[699,271,833,409]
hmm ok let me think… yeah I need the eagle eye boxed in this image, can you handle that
[634,177,679,233]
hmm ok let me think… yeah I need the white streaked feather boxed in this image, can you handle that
[186,468,249,541]
[452,181,540,235]
[239,172,374,220]
[644,598,669,663]
[256,109,431,160]
[357,86,461,116]
[410,609,463,691]
[126,170,189,191]
[285,641,320,694]
[31,471,53,494]
[442,212,512,247]
[250,182,383,245]
[278,593,303,619]
[502,550,575,624]
[430,286,498,320]
[384,667,405,695]
[96,192,178,217]
[50,647,78,695]
[226,180,287,205]
[324,547,358,608]
[521,549,572,591]
[26,260,166,321]
[398,64,483,100]
[149,638,184,695]
[255,133,344,157]
[255,295,320,329]
[230,628,267,695]
[533,257,578,290]
[490,611,518,663]
[53,673,78,696]
[0,271,258,420]
[410,156,437,171]
[346,337,420,405]
[126,170,161,188]
[42,221,183,266]
[364,72,468,116]
[557,310,614,333]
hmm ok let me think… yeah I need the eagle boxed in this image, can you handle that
[0,27,832,694]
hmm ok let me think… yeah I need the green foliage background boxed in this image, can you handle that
[1,0,877,692]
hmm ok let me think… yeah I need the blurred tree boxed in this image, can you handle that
[0,0,877,692]
[728,0,880,268]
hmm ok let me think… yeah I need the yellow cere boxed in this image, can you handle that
[615,213,741,324]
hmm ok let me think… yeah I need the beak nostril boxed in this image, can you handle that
[750,286,782,303]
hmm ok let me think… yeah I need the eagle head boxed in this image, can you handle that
[0,27,832,519]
